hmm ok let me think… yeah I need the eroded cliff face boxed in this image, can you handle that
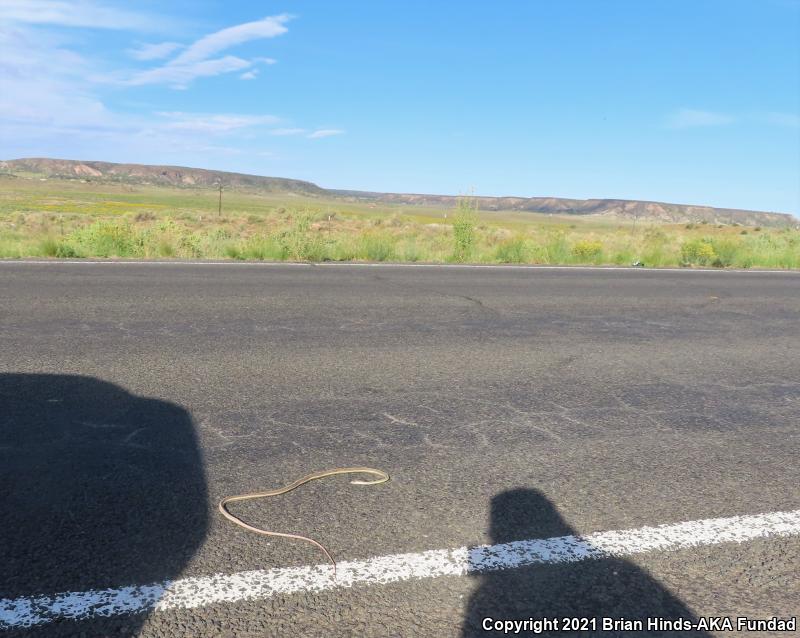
[2,157,795,227]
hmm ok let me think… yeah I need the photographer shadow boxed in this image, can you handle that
[0,374,208,637]
[462,489,711,637]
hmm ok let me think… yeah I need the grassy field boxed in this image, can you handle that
[1,176,798,268]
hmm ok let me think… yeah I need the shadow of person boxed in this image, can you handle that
[0,374,208,637]
[462,489,711,637]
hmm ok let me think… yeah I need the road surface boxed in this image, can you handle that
[1,262,798,636]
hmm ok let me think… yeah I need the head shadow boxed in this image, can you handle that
[0,374,208,636]
[462,488,711,637]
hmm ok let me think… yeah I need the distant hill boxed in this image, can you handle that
[0,158,325,196]
[332,190,796,227]
[1,157,794,227]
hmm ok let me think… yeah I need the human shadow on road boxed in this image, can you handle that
[0,374,208,637]
[462,488,711,637]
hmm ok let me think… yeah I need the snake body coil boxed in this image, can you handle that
[219,467,389,577]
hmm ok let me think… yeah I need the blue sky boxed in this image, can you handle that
[1,1,798,214]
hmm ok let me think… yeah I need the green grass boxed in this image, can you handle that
[0,176,797,268]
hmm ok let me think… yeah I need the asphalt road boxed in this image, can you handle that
[1,262,799,637]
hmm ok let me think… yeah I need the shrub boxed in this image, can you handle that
[326,237,359,261]
[640,244,670,268]
[708,238,741,267]
[544,232,570,264]
[157,241,176,257]
[681,238,716,265]
[571,239,603,260]
[241,236,286,260]
[209,227,232,241]
[494,237,527,263]
[611,249,635,265]
[69,220,142,257]
[55,243,80,258]
[39,237,80,258]
[0,240,22,258]
[400,239,421,262]
[224,243,243,259]
[360,233,395,261]
[276,213,324,261]
[179,233,204,257]
[38,237,59,257]
[451,196,478,261]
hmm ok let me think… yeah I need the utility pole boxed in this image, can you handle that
[217,181,223,217]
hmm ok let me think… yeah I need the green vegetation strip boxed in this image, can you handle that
[0,179,797,268]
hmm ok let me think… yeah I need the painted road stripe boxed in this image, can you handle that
[2,509,799,629]
[0,259,798,274]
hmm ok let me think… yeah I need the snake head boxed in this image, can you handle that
[348,468,390,486]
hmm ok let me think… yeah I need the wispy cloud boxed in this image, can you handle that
[128,56,253,88]
[128,41,183,61]
[0,9,345,161]
[156,112,280,133]
[170,15,290,65]
[0,0,158,30]
[667,108,735,129]
[307,129,345,139]
[125,15,290,88]
[0,25,112,130]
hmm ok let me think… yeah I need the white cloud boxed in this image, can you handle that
[156,112,280,133]
[0,12,344,160]
[0,26,117,130]
[171,15,290,65]
[124,15,289,88]
[667,108,735,129]
[0,24,321,147]
[128,56,254,88]
[0,0,157,30]
[307,129,345,139]
[128,41,183,61]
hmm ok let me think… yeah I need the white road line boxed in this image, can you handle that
[0,259,797,273]
[314,263,798,274]
[2,509,799,629]
[0,260,312,267]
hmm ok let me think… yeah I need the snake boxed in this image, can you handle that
[218,467,389,578]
